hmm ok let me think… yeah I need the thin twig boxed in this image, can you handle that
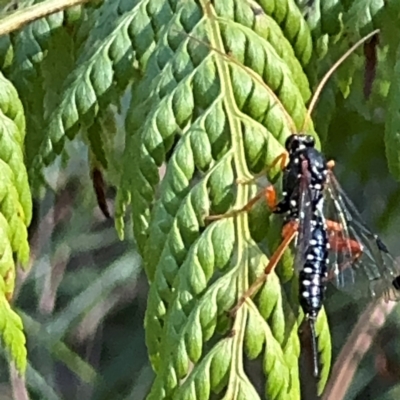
[74,285,137,342]
[302,29,379,132]
[0,0,94,37]
[13,187,73,300]
[39,244,71,315]
[10,363,29,400]
[322,298,397,400]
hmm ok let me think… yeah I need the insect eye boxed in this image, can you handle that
[304,136,315,147]
[285,135,300,151]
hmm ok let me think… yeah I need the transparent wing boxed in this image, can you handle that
[324,171,400,301]
[293,160,314,273]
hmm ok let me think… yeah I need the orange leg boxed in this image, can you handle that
[237,152,289,185]
[207,185,279,221]
[329,234,363,254]
[326,219,363,275]
[327,234,363,282]
[207,152,288,222]
[269,151,289,173]
[326,219,343,232]
[326,218,363,254]
[230,221,298,316]
[265,185,278,210]
[207,187,268,221]
[327,159,335,170]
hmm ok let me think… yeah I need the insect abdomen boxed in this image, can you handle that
[299,220,329,318]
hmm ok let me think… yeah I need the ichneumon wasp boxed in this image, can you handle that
[190,20,400,378]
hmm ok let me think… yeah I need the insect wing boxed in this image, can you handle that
[323,176,356,288]
[293,160,314,273]
[324,171,400,300]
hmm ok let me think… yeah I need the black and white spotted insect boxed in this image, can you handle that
[272,134,330,377]
[270,133,400,377]
[274,134,329,321]
[195,21,400,376]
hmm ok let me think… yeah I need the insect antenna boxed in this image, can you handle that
[301,29,380,132]
[179,20,379,139]
[177,0,382,135]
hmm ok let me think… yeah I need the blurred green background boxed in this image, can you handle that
[14,137,154,400]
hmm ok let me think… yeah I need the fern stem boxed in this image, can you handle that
[0,0,93,36]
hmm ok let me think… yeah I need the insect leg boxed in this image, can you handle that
[329,235,363,254]
[263,185,280,210]
[207,153,288,221]
[237,151,288,185]
[327,160,335,170]
[206,186,272,221]
[230,221,298,316]
[326,220,363,257]
[325,219,342,231]
[327,234,364,282]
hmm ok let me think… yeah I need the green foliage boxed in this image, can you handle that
[344,0,385,36]
[1,0,400,398]
[0,68,31,374]
[385,42,400,179]
[0,287,26,373]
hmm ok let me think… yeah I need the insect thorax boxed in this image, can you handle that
[275,145,328,221]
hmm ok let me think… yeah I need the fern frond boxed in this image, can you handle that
[344,0,384,36]
[7,2,85,170]
[0,73,30,373]
[32,0,171,174]
[0,73,31,255]
[0,71,25,142]
[11,11,65,83]
[0,111,31,229]
[1,0,391,395]
[118,0,315,249]
[256,0,313,66]
[0,281,26,373]
[115,1,333,399]
[0,34,12,71]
